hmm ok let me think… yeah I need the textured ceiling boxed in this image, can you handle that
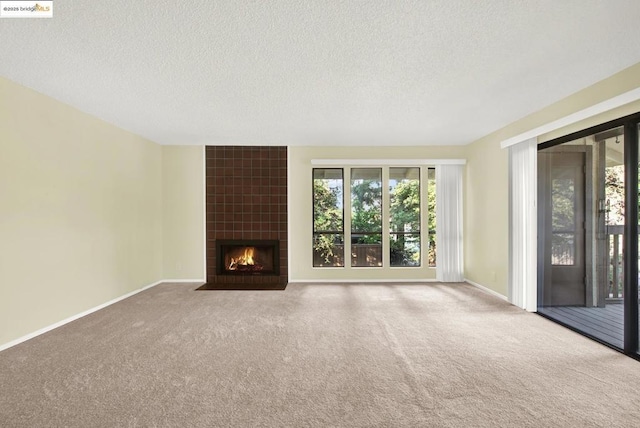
[2,1,640,146]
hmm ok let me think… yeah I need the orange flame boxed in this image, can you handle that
[228,247,256,270]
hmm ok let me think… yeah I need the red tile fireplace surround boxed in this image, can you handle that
[205,146,288,286]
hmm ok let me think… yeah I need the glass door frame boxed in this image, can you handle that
[623,120,639,355]
[538,111,640,359]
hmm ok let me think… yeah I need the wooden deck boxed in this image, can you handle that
[538,304,624,349]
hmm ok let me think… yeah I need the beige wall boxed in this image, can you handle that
[289,145,466,281]
[161,146,205,280]
[464,62,640,297]
[464,137,509,295]
[0,77,163,346]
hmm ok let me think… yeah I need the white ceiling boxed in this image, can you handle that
[2,1,640,146]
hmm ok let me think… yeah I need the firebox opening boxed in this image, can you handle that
[225,246,272,272]
[216,240,279,276]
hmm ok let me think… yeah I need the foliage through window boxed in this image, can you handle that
[389,167,420,266]
[313,169,344,267]
[312,166,436,268]
[351,168,383,267]
[427,168,436,267]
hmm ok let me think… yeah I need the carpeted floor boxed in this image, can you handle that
[1,282,639,427]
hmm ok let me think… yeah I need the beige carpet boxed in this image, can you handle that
[1,282,639,427]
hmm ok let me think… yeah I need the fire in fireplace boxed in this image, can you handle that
[216,240,279,276]
[227,247,263,272]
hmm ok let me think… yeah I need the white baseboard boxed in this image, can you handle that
[464,278,508,301]
[289,279,440,283]
[0,279,167,353]
[162,279,205,283]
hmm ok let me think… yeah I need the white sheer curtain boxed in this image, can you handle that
[435,165,464,282]
[508,138,537,311]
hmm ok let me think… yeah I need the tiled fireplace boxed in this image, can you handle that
[204,146,288,288]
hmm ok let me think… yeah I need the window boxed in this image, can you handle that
[551,176,576,265]
[313,169,344,267]
[389,167,420,267]
[312,165,437,268]
[351,168,383,267]
[427,167,436,267]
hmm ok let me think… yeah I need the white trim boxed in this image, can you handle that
[311,158,466,166]
[500,87,640,149]
[465,279,509,302]
[162,279,205,283]
[0,280,164,353]
[288,279,440,283]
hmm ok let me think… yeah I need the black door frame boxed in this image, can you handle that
[539,111,640,359]
[624,121,639,354]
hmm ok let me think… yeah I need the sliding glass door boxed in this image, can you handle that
[538,129,625,348]
[537,113,640,358]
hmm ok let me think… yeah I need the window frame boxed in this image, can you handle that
[311,164,438,269]
[350,167,384,268]
[389,167,422,268]
[312,168,345,268]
